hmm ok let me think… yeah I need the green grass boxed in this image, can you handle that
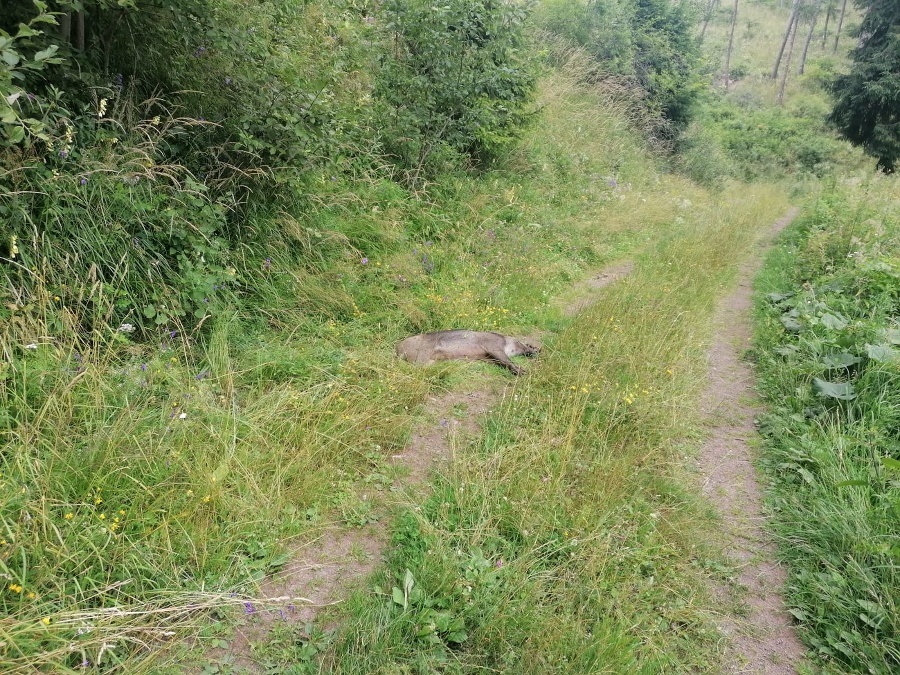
[752,176,900,671]
[2,63,778,672]
[318,186,791,673]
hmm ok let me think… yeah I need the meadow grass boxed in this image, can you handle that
[1,63,771,672]
[320,185,790,673]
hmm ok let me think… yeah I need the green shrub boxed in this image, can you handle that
[373,0,536,181]
[533,0,703,128]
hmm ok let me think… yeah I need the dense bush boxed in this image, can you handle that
[698,90,846,179]
[374,0,536,181]
[1,0,537,342]
[533,0,703,128]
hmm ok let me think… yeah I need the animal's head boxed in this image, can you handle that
[520,341,540,358]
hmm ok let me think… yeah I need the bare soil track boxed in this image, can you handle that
[216,223,808,672]
[698,207,806,673]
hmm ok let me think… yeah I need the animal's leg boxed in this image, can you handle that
[486,349,525,376]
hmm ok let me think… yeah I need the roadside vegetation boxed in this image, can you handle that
[0,0,897,673]
[754,178,900,671]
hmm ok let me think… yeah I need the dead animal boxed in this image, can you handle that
[396,330,539,375]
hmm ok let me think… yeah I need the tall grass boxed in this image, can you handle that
[0,63,732,671]
[323,186,790,673]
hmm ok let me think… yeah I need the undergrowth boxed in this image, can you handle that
[753,176,900,671]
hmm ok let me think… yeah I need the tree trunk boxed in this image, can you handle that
[777,11,800,105]
[772,0,803,80]
[832,0,848,54]
[798,0,822,75]
[701,0,718,41]
[58,11,72,42]
[724,0,740,89]
[76,11,86,51]
[821,1,832,48]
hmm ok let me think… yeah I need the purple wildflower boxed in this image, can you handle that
[141,363,147,372]
[224,77,233,85]
[244,602,256,614]
[361,257,369,265]
[80,177,87,185]
[59,150,68,158]
[193,46,207,57]
[263,257,271,270]
[169,330,177,338]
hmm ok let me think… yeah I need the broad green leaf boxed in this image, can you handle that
[865,343,897,363]
[766,292,794,303]
[780,315,802,332]
[822,353,861,369]
[878,327,900,345]
[143,304,156,318]
[33,45,59,63]
[820,313,847,330]
[880,457,900,472]
[391,586,405,608]
[15,24,39,39]
[5,125,25,143]
[812,378,856,401]
[211,461,229,483]
[2,50,20,67]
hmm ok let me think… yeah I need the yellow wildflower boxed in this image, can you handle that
[41,617,51,625]
[64,513,74,520]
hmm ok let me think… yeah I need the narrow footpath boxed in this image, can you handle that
[698,208,806,673]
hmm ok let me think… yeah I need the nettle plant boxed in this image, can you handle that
[374,0,536,183]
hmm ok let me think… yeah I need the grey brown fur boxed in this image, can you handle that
[396,330,539,375]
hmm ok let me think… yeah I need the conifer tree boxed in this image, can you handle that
[828,0,900,172]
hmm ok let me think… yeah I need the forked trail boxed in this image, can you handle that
[698,207,806,673]
[217,209,807,672]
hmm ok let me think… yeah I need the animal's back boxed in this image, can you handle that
[396,331,537,375]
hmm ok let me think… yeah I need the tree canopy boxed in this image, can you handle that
[828,0,900,172]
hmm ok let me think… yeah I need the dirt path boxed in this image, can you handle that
[698,207,806,673]
[205,261,634,671]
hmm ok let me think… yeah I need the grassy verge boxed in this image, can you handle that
[753,175,900,671]
[311,187,790,673]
